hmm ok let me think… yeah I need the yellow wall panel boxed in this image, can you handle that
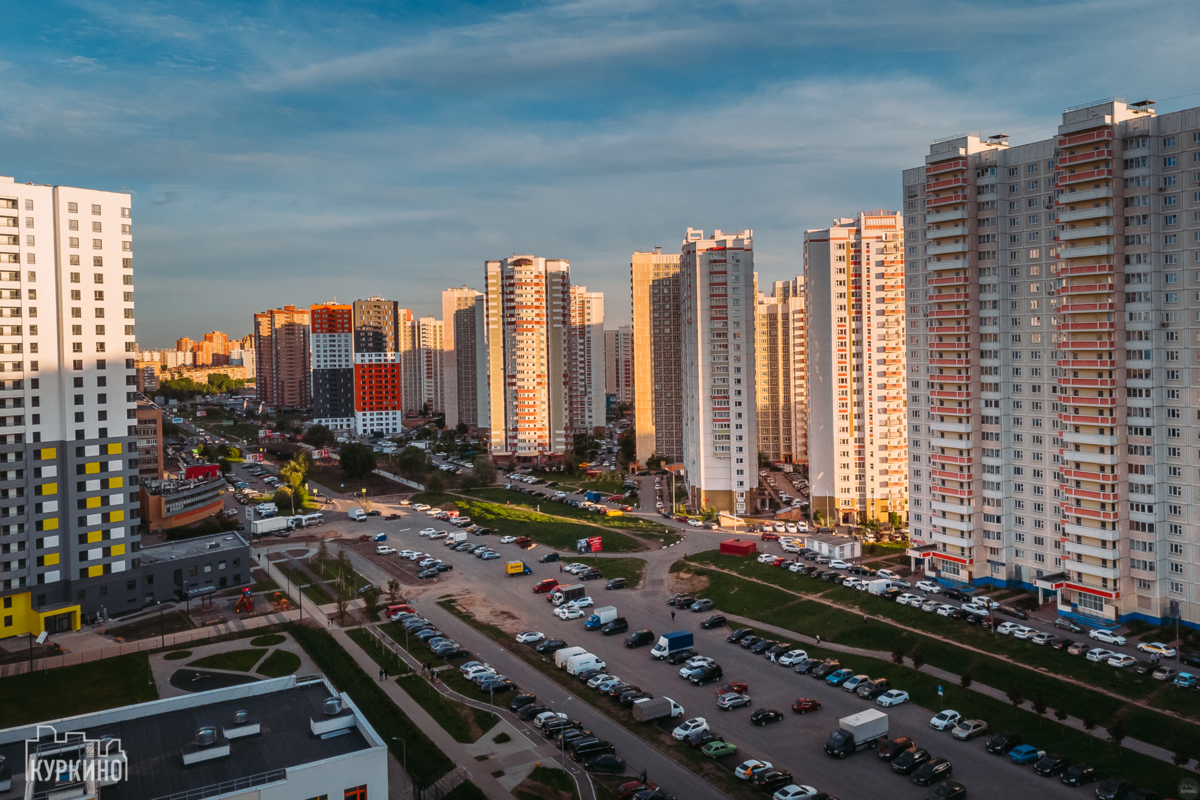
[87,531,102,544]
[38,448,56,460]
[109,510,124,522]
[110,544,125,556]
[43,553,59,566]
[87,565,103,578]
[107,443,122,454]
[85,462,101,474]
[42,518,59,531]
[86,497,101,509]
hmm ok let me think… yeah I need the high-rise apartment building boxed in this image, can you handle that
[905,98,1200,628]
[0,174,140,633]
[680,229,757,514]
[135,401,164,481]
[350,298,403,435]
[631,248,684,467]
[805,212,908,526]
[310,303,355,431]
[605,326,634,406]
[353,297,400,354]
[397,309,423,415]
[569,287,606,438]
[755,278,807,466]
[481,255,571,461]
[417,316,444,415]
[442,286,483,430]
[253,304,311,409]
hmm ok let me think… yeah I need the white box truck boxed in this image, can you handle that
[554,646,588,669]
[631,697,685,722]
[349,508,367,522]
[250,515,296,536]
[824,709,889,758]
[566,652,606,675]
[444,531,468,546]
[583,606,618,630]
[865,579,891,596]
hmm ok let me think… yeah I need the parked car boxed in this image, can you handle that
[750,708,784,727]
[1088,629,1127,646]
[985,731,1021,755]
[701,615,728,629]
[876,690,910,708]
[1033,753,1071,777]
[1008,745,1045,765]
[950,719,988,740]
[1054,617,1083,634]
[911,756,953,786]
[929,710,962,730]
[877,737,916,761]
[891,747,931,775]
[791,698,821,715]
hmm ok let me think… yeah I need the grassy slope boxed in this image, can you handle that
[0,653,157,726]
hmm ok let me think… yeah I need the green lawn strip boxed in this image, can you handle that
[187,648,266,672]
[345,629,412,675]
[250,634,286,647]
[251,575,280,593]
[441,781,489,800]
[289,624,454,786]
[468,488,662,536]
[255,649,301,677]
[273,563,336,605]
[320,561,372,593]
[438,599,760,800]
[522,765,580,800]
[378,622,448,669]
[563,557,647,589]
[675,561,1197,798]
[0,653,158,726]
[164,651,191,661]
[412,493,643,553]
[395,672,497,743]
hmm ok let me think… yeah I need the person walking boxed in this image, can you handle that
[378,667,384,681]
[816,634,821,645]
[671,610,676,622]
[769,651,776,664]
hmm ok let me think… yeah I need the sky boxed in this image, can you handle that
[4,0,1200,346]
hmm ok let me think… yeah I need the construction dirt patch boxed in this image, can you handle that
[450,590,522,633]
[667,569,710,596]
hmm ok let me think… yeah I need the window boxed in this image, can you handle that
[344,788,367,800]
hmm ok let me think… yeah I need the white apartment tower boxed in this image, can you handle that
[906,98,1200,629]
[416,316,444,415]
[442,286,483,430]
[631,249,684,468]
[482,256,571,461]
[755,278,808,466]
[680,229,757,514]
[604,325,634,406]
[0,174,139,631]
[569,287,606,438]
[805,212,908,526]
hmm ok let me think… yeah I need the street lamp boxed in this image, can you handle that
[390,737,408,794]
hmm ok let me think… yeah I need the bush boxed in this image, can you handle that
[340,443,378,479]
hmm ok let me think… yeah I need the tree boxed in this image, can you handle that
[335,589,350,626]
[425,471,446,495]
[340,443,377,479]
[473,456,497,486]
[758,452,771,468]
[813,510,824,526]
[646,453,665,471]
[273,485,294,515]
[888,511,902,529]
[456,422,469,436]
[280,452,312,494]
[618,430,635,470]
[911,651,925,671]
[316,537,330,570]
[1005,683,1024,708]
[1107,717,1127,748]
[1081,712,1096,735]
[362,586,380,620]
[387,579,401,605]
[1054,705,1068,722]
[563,452,580,476]
[1172,741,1192,768]
[218,458,232,474]
[959,673,972,689]
[395,446,429,478]
[303,424,336,448]
[335,550,353,593]
[223,444,242,459]
[891,644,906,665]
[1032,694,1047,717]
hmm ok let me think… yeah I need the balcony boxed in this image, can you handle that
[930,404,971,415]
[929,325,971,336]
[1058,260,1114,278]
[1057,281,1115,296]
[929,341,971,351]
[926,241,969,256]
[931,499,976,515]
[1062,449,1120,466]
[1063,540,1120,560]
[1069,560,1121,581]
[924,208,969,224]
[928,258,969,271]
[1058,225,1113,242]
[1057,148,1113,168]
[931,467,972,481]
[930,421,972,434]
[930,516,975,533]
[1056,206,1113,224]
[1058,301,1116,315]
[926,193,969,208]
[1057,128,1113,148]
[1062,502,1119,523]
[927,224,969,240]
[931,484,974,499]
[926,158,968,177]
[930,451,972,465]
[1062,430,1117,447]
[1058,338,1117,351]
[1057,379,1117,392]
[1063,522,1118,542]
[929,389,972,401]
[931,374,970,385]
[1056,167,1113,186]
[1061,485,1119,503]
[1058,412,1115,426]
[1055,186,1114,206]
[928,307,970,318]
[927,176,969,192]
[1061,244,1116,259]
[1057,319,1115,332]
[1058,393,1117,407]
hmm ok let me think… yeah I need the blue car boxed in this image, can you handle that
[1175,672,1198,689]
[826,668,855,686]
[584,615,605,630]
[1008,745,1045,765]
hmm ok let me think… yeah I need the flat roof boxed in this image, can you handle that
[139,532,249,565]
[0,676,380,800]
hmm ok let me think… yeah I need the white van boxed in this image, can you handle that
[566,652,606,676]
[349,508,367,522]
[554,646,588,670]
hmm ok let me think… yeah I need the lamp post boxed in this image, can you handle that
[391,737,408,794]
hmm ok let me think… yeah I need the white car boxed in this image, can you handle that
[429,531,448,540]
[418,558,439,568]
[788,562,807,573]
[842,577,863,590]
[929,710,962,730]
[1011,626,1037,640]
[962,603,990,616]
[419,528,438,537]
[935,605,956,617]
[757,553,778,564]
[564,563,587,574]
[534,711,567,727]
[587,673,618,688]
[774,785,819,800]
[1107,654,1137,668]
[499,535,518,544]
[568,597,594,609]
[555,606,584,620]
[1088,629,1127,646]
[735,759,773,780]
[411,503,430,512]
[399,549,419,559]
[877,569,900,581]
[996,622,1022,635]
[916,580,942,594]
[376,545,397,555]
[515,631,544,643]
[795,522,809,532]
[876,690,910,708]
[687,519,703,527]
[671,717,709,741]
[897,594,922,607]
[1137,642,1178,658]
[1030,632,1057,646]
[781,541,802,554]
[717,693,751,710]
[1086,647,1118,663]
[678,657,716,677]
[778,649,809,666]
[920,599,941,613]
[463,666,497,681]
[785,523,799,535]
[828,559,851,570]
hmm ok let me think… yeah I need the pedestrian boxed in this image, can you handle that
[816,634,821,645]
[384,669,389,681]
[863,614,868,623]
[769,651,776,664]
[671,610,675,622]
[559,564,563,573]
[378,667,384,681]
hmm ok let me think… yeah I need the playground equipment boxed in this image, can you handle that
[271,592,291,612]
[234,588,255,614]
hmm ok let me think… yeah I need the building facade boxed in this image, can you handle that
[253,305,311,410]
[905,98,1200,628]
[481,255,571,461]
[805,212,908,526]
[680,229,758,513]
[755,278,807,466]
[310,303,355,431]
[134,401,163,481]
[604,325,634,406]
[0,174,140,636]
[416,316,444,415]
[442,286,483,430]
[631,248,684,467]
[569,287,606,438]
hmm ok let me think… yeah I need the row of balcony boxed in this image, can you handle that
[1058,225,1113,242]
[1055,205,1113,224]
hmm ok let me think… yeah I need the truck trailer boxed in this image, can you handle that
[549,584,585,606]
[824,709,889,758]
[631,697,685,722]
[650,631,695,660]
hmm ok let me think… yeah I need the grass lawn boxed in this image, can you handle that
[317,560,373,594]
[188,649,266,672]
[516,765,580,800]
[672,558,1198,797]
[250,634,286,647]
[563,557,647,588]
[396,673,497,743]
[255,649,301,677]
[164,651,191,661]
[412,493,644,553]
[378,622,448,669]
[105,610,195,641]
[250,571,280,593]
[0,653,158,726]
[441,782,488,800]
[311,464,399,497]
[468,487,672,539]
[274,563,336,605]
[345,628,412,675]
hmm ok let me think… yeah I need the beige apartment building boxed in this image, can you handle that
[254,304,311,409]
[442,286,483,430]
[605,325,634,406]
[805,212,908,526]
[631,248,684,467]
[904,98,1200,630]
[755,278,807,466]
[569,287,606,438]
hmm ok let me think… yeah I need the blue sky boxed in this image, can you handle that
[4,0,1199,345]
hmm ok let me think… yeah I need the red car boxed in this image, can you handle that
[533,578,559,594]
[716,681,749,699]
[791,697,821,714]
[979,616,996,630]
[617,781,658,799]
[761,533,780,541]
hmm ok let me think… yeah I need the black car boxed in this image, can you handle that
[947,608,967,621]
[753,770,794,793]
[434,562,453,572]
[764,642,792,659]
[727,628,754,643]
[750,708,784,727]
[579,569,603,581]
[891,747,931,775]
[576,668,605,683]
[749,639,778,655]
[878,736,917,761]
[667,593,691,606]
[684,730,723,748]
[624,629,655,648]
[536,638,568,654]
[606,682,636,698]
[998,605,1029,620]
[367,510,382,516]
[810,570,827,580]
[601,618,629,635]
[1033,753,1070,777]
[985,731,1021,755]
[620,690,651,706]
[543,718,583,736]
[509,693,537,712]
[1060,763,1096,787]
[432,644,469,659]
[911,756,952,786]
[926,781,967,800]
[739,636,763,649]
[941,588,969,602]
[417,568,439,579]
[1094,778,1133,800]
[554,728,592,749]
[701,615,727,629]
[688,665,724,686]
[665,648,698,665]
[1131,660,1155,675]
[479,678,516,693]
[1180,652,1200,668]
[570,738,616,762]
[963,613,981,626]
[793,658,819,674]
[811,659,841,679]
[1051,638,1073,651]
[606,578,627,590]
[517,704,549,720]
[674,595,695,608]
[584,754,626,774]
[539,552,560,563]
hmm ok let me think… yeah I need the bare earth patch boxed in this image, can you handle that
[453,591,522,633]
[667,569,710,595]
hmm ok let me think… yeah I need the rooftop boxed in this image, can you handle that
[142,477,223,497]
[140,532,249,565]
[0,676,382,800]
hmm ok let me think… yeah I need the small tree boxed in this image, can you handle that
[425,471,446,495]
[387,579,401,605]
[911,651,925,671]
[362,586,380,620]
[456,422,469,436]
[273,485,294,515]
[340,443,378,479]
[1172,741,1192,768]
[959,672,973,689]
[891,644,907,665]
[473,456,497,486]
[1032,694,1047,717]
[336,550,352,592]
[218,458,232,474]
[303,424,336,448]
[1005,682,1024,708]
[1082,712,1097,735]
[316,537,329,571]
[335,589,350,626]
[1107,717,1127,748]
[1054,705,1068,722]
